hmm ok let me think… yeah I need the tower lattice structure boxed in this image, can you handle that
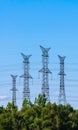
[58,55,66,105]
[39,45,52,101]
[21,53,32,101]
[11,75,18,106]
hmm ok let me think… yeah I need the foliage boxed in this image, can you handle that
[0,94,78,130]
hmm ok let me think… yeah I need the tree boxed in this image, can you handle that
[34,94,47,107]
[22,99,32,110]
[0,95,78,130]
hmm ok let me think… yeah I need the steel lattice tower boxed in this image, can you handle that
[58,55,66,105]
[11,75,17,106]
[39,45,52,101]
[21,53,32,101]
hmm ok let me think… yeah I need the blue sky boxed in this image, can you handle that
[0,0,78,109]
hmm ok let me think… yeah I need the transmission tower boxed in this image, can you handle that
[20,53,32,101]
[58,55,66,105]
[39,45,52,101]
[11,75,18,106]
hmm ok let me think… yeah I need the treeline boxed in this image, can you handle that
[0,94,78,130]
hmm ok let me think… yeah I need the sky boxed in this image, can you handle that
[0,0,78,109]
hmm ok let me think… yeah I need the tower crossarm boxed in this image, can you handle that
[21,53,32,63]
[40,45,51,57]
[39,68,52,73]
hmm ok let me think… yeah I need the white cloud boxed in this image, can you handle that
[0,95,9,100]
